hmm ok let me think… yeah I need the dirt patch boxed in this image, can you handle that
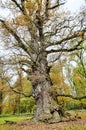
[15,118,86,130]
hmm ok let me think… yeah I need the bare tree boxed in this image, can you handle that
[0,0,86,121]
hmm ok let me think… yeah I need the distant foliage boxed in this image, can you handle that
[20,97,36,113]
[50,63,70,95]
[50,63,86,110]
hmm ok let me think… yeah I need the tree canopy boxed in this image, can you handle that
[0,0,86,121]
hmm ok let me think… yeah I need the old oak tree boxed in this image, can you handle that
[0,0,86,121]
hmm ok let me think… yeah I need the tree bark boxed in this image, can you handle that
[27,50,64,121]
[0,91,2,114]
[33,80,51,117]
[28,69,64,121]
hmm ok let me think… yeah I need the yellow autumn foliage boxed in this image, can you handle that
[16,15,30,26]
[74,76,82,82]
[23,1,36,15]
[23,0,42,15]
[50,64,64,85]
[16,0,42,26]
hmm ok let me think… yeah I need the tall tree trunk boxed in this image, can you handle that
[33,79,51,117]
[0,91,2,114]
[28,51,64,121]
[28,69,64,121]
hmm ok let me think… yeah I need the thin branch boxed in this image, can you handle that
[46,40,83,54]
[9,86,31,97]
[54,29,86,45]
[45,0,49,17]
[11,0,24,12]
[48,2,65,10]
[0,74,31,97]
[0,20,35,62]
[45,28,86,49]
[3,77,32,97]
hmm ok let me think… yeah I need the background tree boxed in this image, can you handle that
[0,0,86,121]
[0,58,12,114]
[65,49,86,97]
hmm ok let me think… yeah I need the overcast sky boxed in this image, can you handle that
[65,0,85,12]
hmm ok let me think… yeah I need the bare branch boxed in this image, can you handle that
[0,20,35,62]
[11,0,24,12]
[46,29,86,48]
[48,2,65,10]
[6,78,31,97]
[9,86,31,97]
[45,0,49,17]
[46,40,83,54]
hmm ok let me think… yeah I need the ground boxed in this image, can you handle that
[18,118,86,130]
[0,110,86,130]
[0,118,86,130]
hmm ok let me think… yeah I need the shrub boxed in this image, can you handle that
[20,96,37,113]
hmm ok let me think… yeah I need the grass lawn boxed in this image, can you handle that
[0,125,22,130]
[0,114,32,124]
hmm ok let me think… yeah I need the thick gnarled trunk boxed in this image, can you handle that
[28,51,64,121]
[33,80,51,117]
[28,71,64,121]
